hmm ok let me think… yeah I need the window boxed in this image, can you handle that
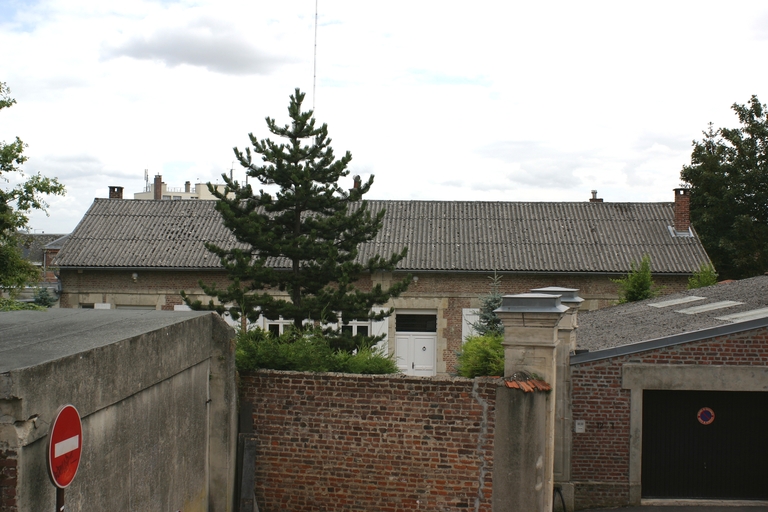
[395,314,437,332]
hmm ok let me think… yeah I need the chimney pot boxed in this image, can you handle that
[185,181,191,193]
[589,190,603,203]
[673,188,691,232]
[109,186,124,199]
[353,175,361,189]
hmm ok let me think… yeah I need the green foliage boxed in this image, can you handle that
[235,327,399,374]
[688,263,718,289]
[470,273,504,337]
[456,334,504,378]
[680,96,768,279]
[612,255,659,303]
[0,297,45,311]
[33,287,56,307]
[0,238,39,296]
[183,88,409,347]
[0,82,65,294]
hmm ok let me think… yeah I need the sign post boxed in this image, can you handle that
[47,404,83,511]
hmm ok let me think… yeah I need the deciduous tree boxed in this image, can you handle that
[681,96,768,279]
[0,82,65,295]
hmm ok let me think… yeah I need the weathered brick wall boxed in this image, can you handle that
[240,370,498,512]
[569,327,768,509]
[0,448,17,512]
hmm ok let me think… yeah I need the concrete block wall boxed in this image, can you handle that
[240,370,498,512]
[569,326,768,510]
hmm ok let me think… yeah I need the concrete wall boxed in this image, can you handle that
[239,370,498,512]
[568,326,768,510]
[0,312,237,512]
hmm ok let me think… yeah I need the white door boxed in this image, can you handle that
[395,333,436,376]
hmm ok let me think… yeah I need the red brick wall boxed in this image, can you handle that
[570,326,768,509]
[0,448,17,512]
[240,371,498,512]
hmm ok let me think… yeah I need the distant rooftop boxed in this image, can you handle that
[54,198,710,274]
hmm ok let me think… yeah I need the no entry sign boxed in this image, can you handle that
[47,404,83,488]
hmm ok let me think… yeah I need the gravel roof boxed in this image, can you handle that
[54,198,710,273]
[573,275,768,360]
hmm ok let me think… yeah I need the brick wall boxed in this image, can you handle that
[240,370,498,512]
[0,448,17,512]
[60,268,689,375]
[569,327,768,509]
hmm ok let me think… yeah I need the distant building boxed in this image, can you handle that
[54,188,711,376]
[125,174,228,200]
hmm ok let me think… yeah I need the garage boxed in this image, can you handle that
[642,389,768,500]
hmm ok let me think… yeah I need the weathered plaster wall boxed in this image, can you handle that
[0,313,236,512]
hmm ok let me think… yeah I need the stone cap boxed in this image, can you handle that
[495,293,570,314]
[529,286,584,305]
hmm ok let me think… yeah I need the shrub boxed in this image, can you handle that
[34,287,56,307]
[612,254,659,303]
[0,297,45,311]
[235,327,399,374]
[456,334,504,378]
[688,263,718,289]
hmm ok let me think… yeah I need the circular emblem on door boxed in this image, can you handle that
[697,407,715,425]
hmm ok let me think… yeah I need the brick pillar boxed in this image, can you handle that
[495,293,568,512]
[674,188,690,232]
[530,287,583,511]
[154,174,163,201]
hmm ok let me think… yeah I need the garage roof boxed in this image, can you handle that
[572,275,768,363]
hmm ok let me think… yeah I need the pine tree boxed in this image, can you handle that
[183,89,409,346]
[471,273,504,336]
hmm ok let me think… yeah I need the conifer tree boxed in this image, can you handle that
[183,89,409,345]
[471,273,504,336]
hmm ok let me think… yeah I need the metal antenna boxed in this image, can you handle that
[313,0,318,111]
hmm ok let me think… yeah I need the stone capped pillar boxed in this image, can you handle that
[494,293,568,512]
[530,287,583,511]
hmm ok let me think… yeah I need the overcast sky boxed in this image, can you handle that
[2,0,768,234]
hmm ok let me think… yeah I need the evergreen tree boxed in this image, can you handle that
[612,255,658,303]
[681,96,768,279]
[183,89,409,347]
[471,273,504,336]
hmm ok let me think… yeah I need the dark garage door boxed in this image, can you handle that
[642,390,768,500]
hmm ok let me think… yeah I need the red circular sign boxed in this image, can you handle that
[47,404,83,488]
[697,407,715,425]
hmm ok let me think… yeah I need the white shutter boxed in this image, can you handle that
[462,308,480,343]
[371,307,389,353]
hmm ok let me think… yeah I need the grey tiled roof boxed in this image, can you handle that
[573,275,768,359]
[54,198,710,273]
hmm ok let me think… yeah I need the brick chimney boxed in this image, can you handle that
[674,188,691,232]
[154,174,163,201]
[589,190,603,203]
[353,175,361,189]
[108,186,123,199]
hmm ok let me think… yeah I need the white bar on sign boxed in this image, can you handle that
[54,435,79,458]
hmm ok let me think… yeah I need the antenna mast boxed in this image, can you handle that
[313,0,318,111]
